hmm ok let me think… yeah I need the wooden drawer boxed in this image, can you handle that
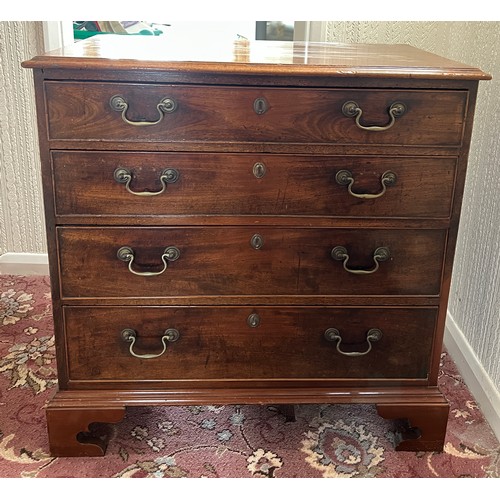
[52,151,456,218]
[57,226,446,298]
[64,306,437,382]
[45,82,467,146]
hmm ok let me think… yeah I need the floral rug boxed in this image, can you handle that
[1,274,499,478]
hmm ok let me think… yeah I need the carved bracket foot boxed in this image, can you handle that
[46,406,126,457]
[376,402,450,452]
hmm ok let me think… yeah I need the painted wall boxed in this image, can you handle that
[0,21,45,254]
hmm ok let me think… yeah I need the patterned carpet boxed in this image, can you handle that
[1,274,499,478]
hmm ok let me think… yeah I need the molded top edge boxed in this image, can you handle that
[22,36,491,80]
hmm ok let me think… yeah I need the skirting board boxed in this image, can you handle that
[444,310,500,442]
[0,252,49,275]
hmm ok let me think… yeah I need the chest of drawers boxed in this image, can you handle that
[23,37,490,456]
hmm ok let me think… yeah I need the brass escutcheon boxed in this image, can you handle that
[247,313,260,328]
[253,162,267,178]
[253,97,269,115]
[250,234,264,250]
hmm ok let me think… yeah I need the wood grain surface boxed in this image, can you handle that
[52,151,456,219]
[57,226,447,298]
[45,82,467,146]
[22,37,491,81]
[63,306,437,382]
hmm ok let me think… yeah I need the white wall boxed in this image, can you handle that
[0,22,45,256]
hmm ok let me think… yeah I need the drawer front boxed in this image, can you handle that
[64,306,437,381]
[45,82,467,146]
[58,227,446,297]
[52,151,456,218]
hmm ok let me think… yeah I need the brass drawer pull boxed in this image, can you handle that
[121,328,180,359]
[331,246,390,275]
[109,94,177,126]
[114,168,179,196]
[117,246,180,277]
[324,328,383,357]
[342,101,406,131]
[335,170,397,199]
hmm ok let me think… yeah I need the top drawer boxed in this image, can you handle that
[44,82,467,146]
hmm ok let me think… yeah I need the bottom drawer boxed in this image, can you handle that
[64,306,437,382]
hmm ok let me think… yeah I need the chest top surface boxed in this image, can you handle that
[22,35,491,81]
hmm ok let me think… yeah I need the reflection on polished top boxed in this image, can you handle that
[22,35,491,80]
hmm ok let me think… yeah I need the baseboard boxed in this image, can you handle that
[444,310,500,442]
[0,252,49,275]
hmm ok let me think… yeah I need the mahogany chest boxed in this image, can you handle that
[23,37,490,456]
